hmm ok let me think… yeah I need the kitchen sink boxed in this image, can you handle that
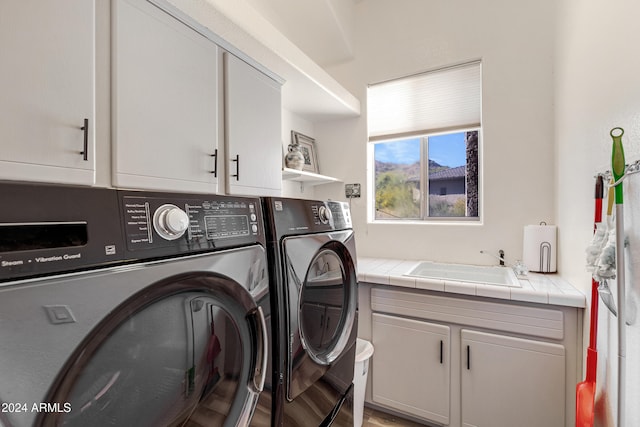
[404,261,521,287]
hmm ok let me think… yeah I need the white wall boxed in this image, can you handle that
[555,0,640,424]
[314,0,557,266]
[319,0,640,423]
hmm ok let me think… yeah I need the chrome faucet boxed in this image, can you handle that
[480,249,506,266]
[480,250,528,276]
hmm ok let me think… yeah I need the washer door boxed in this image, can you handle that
[37,272,267,427]
[282,230,357,401]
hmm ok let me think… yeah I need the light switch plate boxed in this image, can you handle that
[345,183,361,198]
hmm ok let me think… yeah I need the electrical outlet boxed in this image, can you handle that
[345,183,361,198]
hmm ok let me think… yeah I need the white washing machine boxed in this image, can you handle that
[0,183,270,427]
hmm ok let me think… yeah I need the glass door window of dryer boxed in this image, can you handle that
[299,249,353,365]
[40,280,265,427]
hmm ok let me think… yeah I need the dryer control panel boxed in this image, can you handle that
[327,201,352,229]
[119,191,264,258]
[265,198,353,238]
[311,201,352,229]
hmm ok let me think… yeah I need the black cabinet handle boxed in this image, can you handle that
[231,154,239,181]
[440,340,443,364]
[210,149,218,177]
[80,118,88,161]
[466,345,470,370]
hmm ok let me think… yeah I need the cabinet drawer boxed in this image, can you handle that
[371,287,564,339]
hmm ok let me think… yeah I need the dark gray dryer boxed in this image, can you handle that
[0,183,270,427]
[263,198,358,427]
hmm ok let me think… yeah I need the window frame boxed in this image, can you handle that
[369,127,482,224]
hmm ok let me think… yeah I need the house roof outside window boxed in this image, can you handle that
[429,165,466,181]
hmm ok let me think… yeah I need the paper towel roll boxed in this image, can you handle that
[523,224,557,273]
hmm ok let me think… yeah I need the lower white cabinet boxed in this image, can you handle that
[461,329,565,427]
[372,313,450,425]
[367,287,575,427]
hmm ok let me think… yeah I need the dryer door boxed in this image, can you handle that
[282,230,357,401]
[37,272,267,427]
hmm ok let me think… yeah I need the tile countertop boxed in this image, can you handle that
[358,257,586,308]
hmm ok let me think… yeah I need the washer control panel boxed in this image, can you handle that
[0,183,125,281]
[120,191,263,255]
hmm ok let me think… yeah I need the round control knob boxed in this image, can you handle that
[318,205,332,224]
[153,204,189,240]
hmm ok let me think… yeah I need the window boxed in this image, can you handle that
[373,130,478,219]
[368,61,481,221]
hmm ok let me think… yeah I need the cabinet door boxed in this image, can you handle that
[113,0,219,193]
[224,53,282,196]
[0,0,95,185]
[372,313,450,425]
[461,329,565,427]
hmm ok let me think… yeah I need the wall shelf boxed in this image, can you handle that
[282,167,341,191]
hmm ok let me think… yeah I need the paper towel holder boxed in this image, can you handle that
[539,242,552,271]
[523,221,557,273]
[538,222,552,272]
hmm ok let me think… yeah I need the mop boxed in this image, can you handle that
[610,127,626,427]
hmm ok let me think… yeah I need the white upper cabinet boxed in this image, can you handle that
[224,53,282,196]
[0,0,96,185]
[112,0,220,193]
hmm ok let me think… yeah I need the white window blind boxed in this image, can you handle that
[367,61,481,141]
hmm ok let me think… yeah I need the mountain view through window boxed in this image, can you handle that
[374,130,479,220]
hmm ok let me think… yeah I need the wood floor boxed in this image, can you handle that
[362,407,426,427]
[179,373,424,427]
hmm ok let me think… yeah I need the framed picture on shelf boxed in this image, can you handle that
[291,131,319,174]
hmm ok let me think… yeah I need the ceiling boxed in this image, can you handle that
[242,0,358,67]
